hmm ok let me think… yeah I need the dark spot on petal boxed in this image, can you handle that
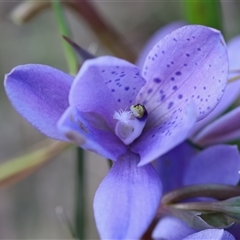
[173,86,177,90]
[168,102,174,109]
[175,71,181,76]
[153,77,161,83]
[197,48,201,51]
[178,94,183,99]
[161,95,166,101]
[111,89,115,92]
[186,53,190,57]
[184,63,187,66]
[148,89,153,94]
[171,77,175,81]
[125,86,129,91]
[118,99,121,102]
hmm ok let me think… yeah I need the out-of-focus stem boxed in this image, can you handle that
[161,184,240,205]
[52,0,79,75]
[66,0,136,62]
[75,148,85,240]
[10,1,51,25]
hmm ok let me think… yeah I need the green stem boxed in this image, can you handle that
[182,0,223,32]
[52,2,84,239]
[52,0,78,75]
[75,148,85,240]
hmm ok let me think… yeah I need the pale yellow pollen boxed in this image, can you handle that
[130,104,146,118]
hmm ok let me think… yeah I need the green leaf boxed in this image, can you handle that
[168,208,235,230]
[182,0,223,32]
[199,212,235,229]
[214,197,240,220]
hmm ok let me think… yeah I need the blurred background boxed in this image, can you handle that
[1,1,240,239]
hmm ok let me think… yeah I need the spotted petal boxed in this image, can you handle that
[132,102,197,166]
[69,56,146,128]
[191,80,240,136]
[4,64,73,141]
[183,145,240,186]
[182,229,235,240]
[94,151,162,239]
[136,21,186,69]
[58,106,127,160]
[137,25,228,127]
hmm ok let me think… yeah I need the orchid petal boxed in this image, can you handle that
[191,80,240,136]
[137,21,186,69]
[69,56,145,128]
[182,229,235,240]
[228,222,240,239]
[152,216,196,240]
[137,25,228,127]
[156,142,196,194]
[4,64,73,141]
[93,151,162,239]
[58,106,127,160]
[183,145,240,186]
[228,35,240,78]
[193,106,240,146]
[132,102,197,166]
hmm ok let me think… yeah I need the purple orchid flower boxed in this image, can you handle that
[154,143,240,240]
[191,34,240,146]
[4,25,228,239]
[139,21,240,147]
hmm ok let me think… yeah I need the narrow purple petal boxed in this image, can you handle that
[228,35,240,78]
[156,142,196,194]
[136,21,186,69]
[93,151,162,239]
[191,80,240,136]
[183,145,240,186]
[58,106,127,160]
[182,229,235,240]
[69,56,145,128]
[4,64,73,141]
[136,25,228,127]
[152,216,196,240]
[228,222,240,239]
[132,102,197,166]
[193,106,240,146]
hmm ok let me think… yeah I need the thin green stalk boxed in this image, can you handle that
[75,148,85,240]
[182,0,223,32]
[52,2,84,239]
[52,0,78,75]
